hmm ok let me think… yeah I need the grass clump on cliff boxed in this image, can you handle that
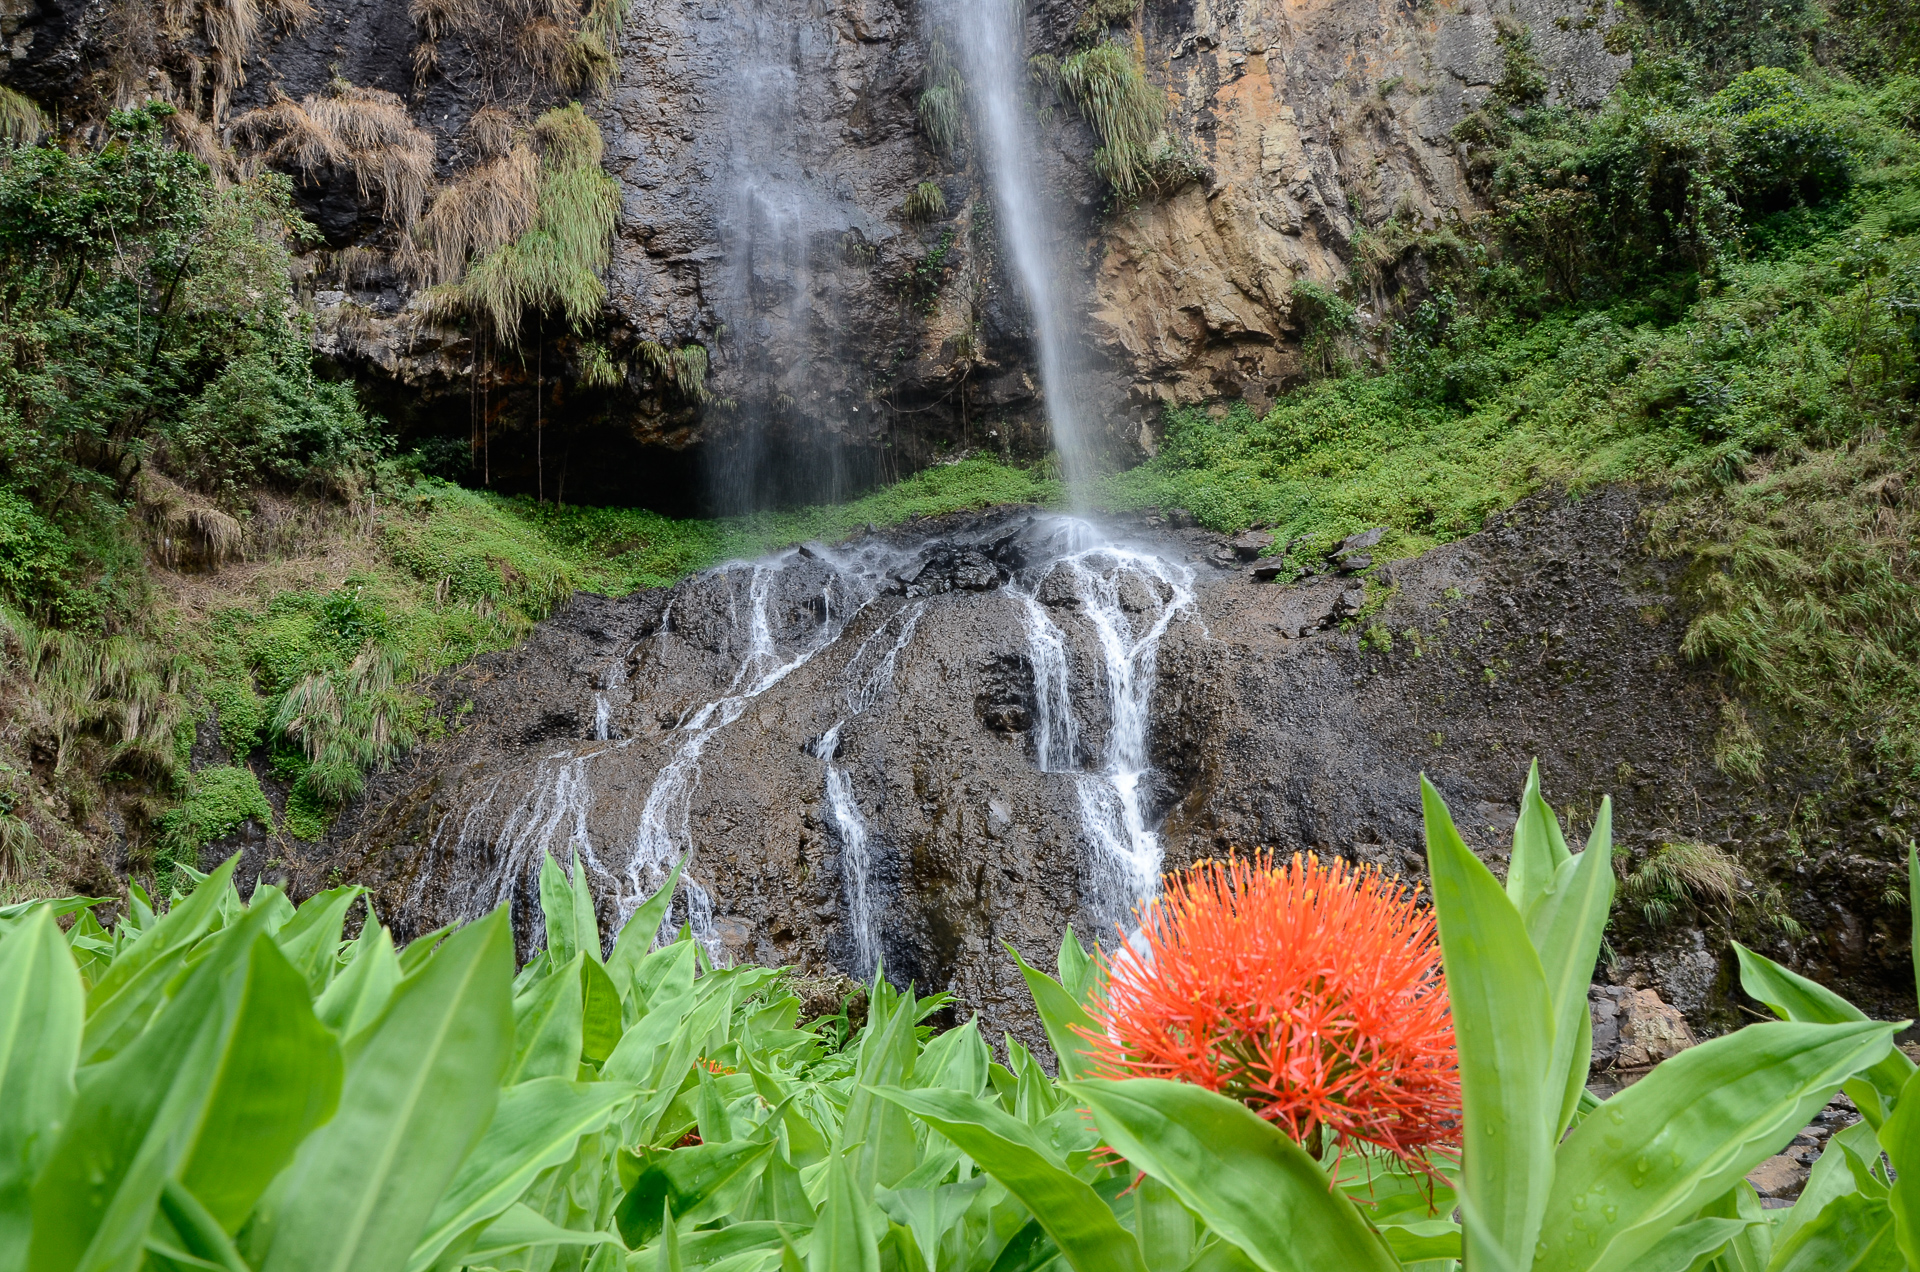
[433,104,620,344]
[1038,41,1200,200]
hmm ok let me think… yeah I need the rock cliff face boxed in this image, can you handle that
[1094,0,1627,411]
[2,0,1624,494]
[268,489,1917,1046]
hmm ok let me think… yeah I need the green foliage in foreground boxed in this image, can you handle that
[2,769,1914,1272]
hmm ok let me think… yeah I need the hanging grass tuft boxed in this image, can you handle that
[903,179,947,223]
[432,103,619,345]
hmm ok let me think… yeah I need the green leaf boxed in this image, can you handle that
[0,907,83,1269]
[838,986,921,1193]
[537,850,600,970]
[1877,1063,1920,1267]
[1526,798,1614,1137]
[811,1149,880,1272]
[407,1077,637,1272]
[1772,1123,1872,1255]
[615,1138,777,1248]
[274,885,365,995]
[313,920,400,1040]
[253,907,515,1272]
[1765,1189,1903,1271]
[580,954,623,1064]
[396,924,451,974]
[1539,1018,1899,1272]
[1132,1175,1198,1271]
[1734,942,1914,1127]
[506,952,584,1084]
[608,857,684,1001]
[155,1180,249,1272]
[1422,775,1555,1271]
[1506,758,1571,917]
[1064,1077,1397,1272]
[1376,1219,1460,1264]
[460,1202,622,1263]
[81,856,240,1063]
[872,1085,1150,1272]
[1008,943,1098,1081]
[30,905,342,1272]
[1631,1217,1758,1272]
[1056,927,1096,1006]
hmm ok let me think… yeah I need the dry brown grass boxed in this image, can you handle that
[135,473,247,572]
[416,144,538,284]
[233,82,435,232]
[203,0,318,120]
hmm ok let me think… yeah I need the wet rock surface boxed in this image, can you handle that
[275,487,1919,1051]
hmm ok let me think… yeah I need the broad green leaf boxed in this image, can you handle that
[1696,1178,1772,1272]
[615,1138,777,1247]
[1065,1077,1397,1272]
[873,1085,1149,1272]
[506,952,585,1083]
[1632,1217,1758,1272]
[173,940,343,1231]
[570,850,601,961]
[154,1180,249,1272]
[1765,1189,1902,1271]
[1506,759,1571,916]
[1526,798,1614,1137]
[838,987,921,1193]
[1132,1175,1198,1271]
[31,906,341,1272]
[538,850,600,969]
[460,1202,622,1263]
[1734,943,1914,1126]
[407,1077,636,1272]
[81,856,240,1063]
[1056,927,1095,1005]
[1377,1219,1460,1263]
[1878,1063,1920,1267]
[1772,1122,1872,1254]
[0,896,110,924]
[877,1178,992,1272]
[608,857,684,999]
[396,924,451,973]
[313,921,400,1040]
[254,907,514,1272]
[580,954,623,1064]
[274,885,365,995]
[1422,776,1555,1271]
[638,1222,792,1267]
[1539,1018,1898,1272]
[915,1016,989,1098]
[0,907,83,1269]
[811,1150,880,1272]
[1008,944,1097,1081]
[601,988,698,1083]
[66,909,113,987]
[657,1202,685,1272]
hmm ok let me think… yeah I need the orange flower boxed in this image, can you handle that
[1084,851,1461,1172]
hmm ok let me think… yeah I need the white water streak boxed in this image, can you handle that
[1011,521,1195,919]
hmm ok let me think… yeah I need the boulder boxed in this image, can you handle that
[1230,529,1275,560]
[1590,985,1698,1070]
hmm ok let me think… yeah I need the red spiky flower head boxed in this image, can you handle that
[1085,852,1461,1172]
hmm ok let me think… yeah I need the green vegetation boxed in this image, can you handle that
[1101,60,1920,782]
[435,104,621,345]
[1036,41,1199,200]
[154,766,273,883]
[3,768,1913,1270]
[904,179,948,223]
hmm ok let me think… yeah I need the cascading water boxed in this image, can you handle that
[939,0,1095,492]
[1009,524,1196,920]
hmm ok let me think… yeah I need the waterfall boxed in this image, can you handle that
[1011,522,1196,921]
[941,0,1094,492]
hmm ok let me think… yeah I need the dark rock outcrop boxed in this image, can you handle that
[260,487,1920,1049]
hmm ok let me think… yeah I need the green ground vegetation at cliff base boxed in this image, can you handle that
[1101,64,1920,792]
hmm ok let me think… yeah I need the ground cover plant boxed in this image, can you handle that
[2,767,1914,1272]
